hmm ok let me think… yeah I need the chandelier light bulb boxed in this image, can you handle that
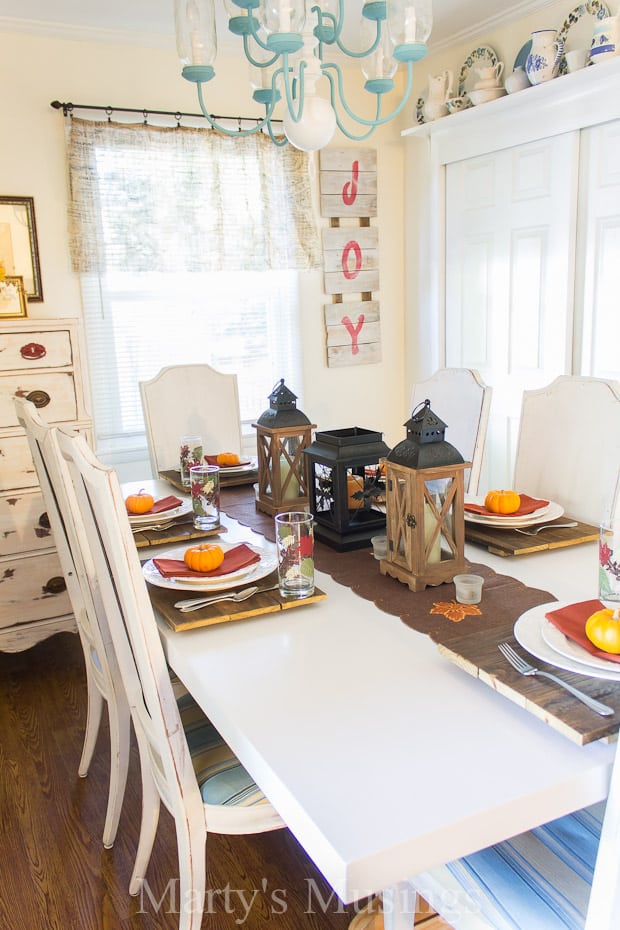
[283,94,337,151]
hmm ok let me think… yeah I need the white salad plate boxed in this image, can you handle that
[128,499,192,526]
[541,615,620,674]
[513,602,620,681]
[142,542,278,593]
[464,497,564,527]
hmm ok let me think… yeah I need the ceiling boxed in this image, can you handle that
[0,1,553,53]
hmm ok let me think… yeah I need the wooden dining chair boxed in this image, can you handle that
[13,396,130,850]
[140,364,243,477]
[513,375,620,525]
[407,759,620,929]
[410,368,492,494]
[55,428,284,930]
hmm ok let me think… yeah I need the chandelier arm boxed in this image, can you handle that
[246,12,274,52]
[266,122,289,146]
[196,83,277,136]
[282,54,306,124]
[311,5,342,43]
[322,60,414,128]
[242,34,279,68]
[323,69,380,142]
[335,20,382,59]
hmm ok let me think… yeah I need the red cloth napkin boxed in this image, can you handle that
[545,599,620,664]
[204,454,248,468]
[127,495,182,516]
[153,543,260,579]
[465,493,549,517]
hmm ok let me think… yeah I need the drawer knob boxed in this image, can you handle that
[26,390,51,409]
[38,512,50,529]
[43,576,67,595]
[20,342,47,360]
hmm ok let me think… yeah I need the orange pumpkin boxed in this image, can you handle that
[183,544,225,573]
[484,489,521,515]
[217,452,241,467]
[585,608,620,654]
[347,474,365,510]
[125,490,155,514]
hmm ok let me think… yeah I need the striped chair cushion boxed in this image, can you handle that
[177,693,270,808]
[445,803,605,930]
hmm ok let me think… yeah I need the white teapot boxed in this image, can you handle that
[474,61,504,89]
[423,69,453,121]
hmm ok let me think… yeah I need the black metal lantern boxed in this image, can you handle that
[252,379,316,516]
[380,400,470,591]
[304,427,390,550]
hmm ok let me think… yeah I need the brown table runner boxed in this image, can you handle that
[221,487,620,744]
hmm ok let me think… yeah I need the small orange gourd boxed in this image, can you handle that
[347,474,364,510]
[183,544,225,573]
[217,452,241,466]
[585,608,620,654]
[484,489,521,515]
[125,489,155,514]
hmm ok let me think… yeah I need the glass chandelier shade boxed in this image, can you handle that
[174,0,432,150]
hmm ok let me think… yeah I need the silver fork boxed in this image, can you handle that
[498,642,614,717]
[513,521,578,536]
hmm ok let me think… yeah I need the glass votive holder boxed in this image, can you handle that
[180,435,203,487]
[371,535,387,560]
[454,573,484,605]
[275,511,315,599]
[189,464,220,529]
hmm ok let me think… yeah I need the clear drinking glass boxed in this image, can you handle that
[180,435,203,487]
[189,464,220,529]
[275,511,315,599]
[599,519,620,618]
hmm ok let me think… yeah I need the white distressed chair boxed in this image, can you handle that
[410,368,492,494]
[513,375,620,525]
[140,364,243,477]
[13,396,130,849]
[55,428,284,930]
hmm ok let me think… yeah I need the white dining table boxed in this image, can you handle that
[131,480,615,929]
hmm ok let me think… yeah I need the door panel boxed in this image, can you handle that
[445,132,579,489]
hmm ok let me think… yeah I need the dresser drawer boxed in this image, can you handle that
[0,551,71,628]
[1,372,77,428]
[0,425,94,492]
[0,329,73,370]
[0,490,54,557]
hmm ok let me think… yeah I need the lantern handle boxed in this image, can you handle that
[411,399,431,418]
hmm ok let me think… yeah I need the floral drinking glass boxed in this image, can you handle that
[599,519,620,619]
[189,464,220,530]
[180,436,203,488]
[275,511,315,599]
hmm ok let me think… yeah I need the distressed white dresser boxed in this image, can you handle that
[0,318,92,652]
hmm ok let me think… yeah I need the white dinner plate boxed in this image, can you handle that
[218,459,257,476]
[541,616,620,674]
[142,541,278,593]
[464,498,564,527]
[128,499,192,526]
[513,602,620,681]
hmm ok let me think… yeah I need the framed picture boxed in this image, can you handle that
[0,275,28,320]
[0,196,43,302]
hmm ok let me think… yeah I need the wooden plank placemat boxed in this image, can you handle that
[149,573,326,632]
[436,622,620,746]
[159,468,258,492]
[465,517,598,557]
[133,519,227,549]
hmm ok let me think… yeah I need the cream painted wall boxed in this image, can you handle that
[398,0,619,399]
[0,29,407,455]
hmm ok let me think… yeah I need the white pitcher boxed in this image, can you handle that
[590,13,620,64]
[525,29,564,85]
[423,69,453,121]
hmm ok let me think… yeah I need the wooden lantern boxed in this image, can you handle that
[380,400,471,592]
[252,379,316,516]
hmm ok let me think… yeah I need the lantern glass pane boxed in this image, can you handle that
[425,477,455,561]
[313,462,335,516]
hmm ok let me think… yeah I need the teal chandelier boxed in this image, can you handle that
[175,0,432,150]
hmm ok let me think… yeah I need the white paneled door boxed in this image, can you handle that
[445,132,579,489]
[576,120,620,380]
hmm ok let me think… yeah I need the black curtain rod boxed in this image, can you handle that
[50,100,283,125]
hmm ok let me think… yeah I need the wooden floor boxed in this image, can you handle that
[0,632,449,930]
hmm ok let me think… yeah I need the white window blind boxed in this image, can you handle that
[65,118,321,468]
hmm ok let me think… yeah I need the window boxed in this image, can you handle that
[65,119,320,470]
